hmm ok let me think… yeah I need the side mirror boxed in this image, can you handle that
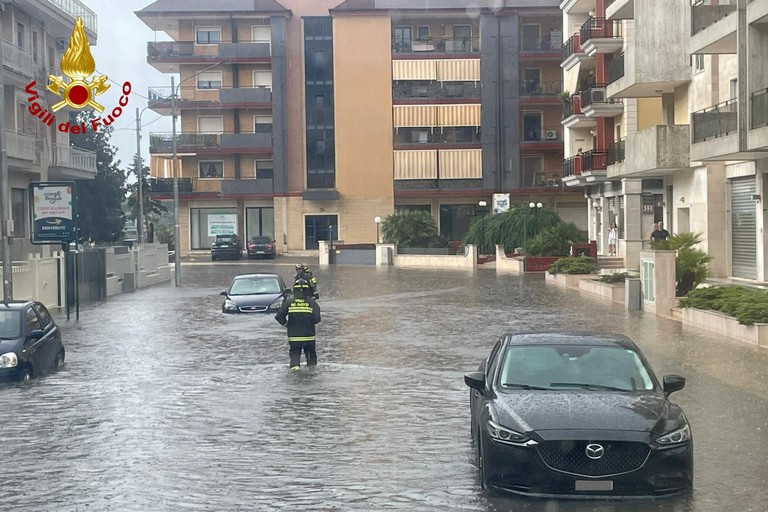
[284,288,292,295]
[464,371,486,394]
[662,374,686,396]
[220,291,228,296]
[27,329,44,341]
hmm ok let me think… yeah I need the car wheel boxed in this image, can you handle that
[54,349,65,371]
[237,252,242,260]
[20,366,32,382]
[477,432,492,492]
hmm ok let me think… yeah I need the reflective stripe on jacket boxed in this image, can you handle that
[275,296,321,342]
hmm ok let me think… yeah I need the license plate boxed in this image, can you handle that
[575,480,613,492]
[219,244,229,247]
[256,250,265,254]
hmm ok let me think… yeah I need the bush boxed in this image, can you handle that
[651,232,712,296]
[523,222,587,257]
[381,210,448,248]
[548,256,598,275]
[598,271,633,283]
[678,286,768,325]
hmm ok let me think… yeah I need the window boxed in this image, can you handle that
[445,83,463,97]
[254,116,273,133]
[253,70,272,90]
[197,71,222,90]
[316,140,326,155]
[730,78,738,100]
[25,307,41,333]
[393,26,412,53]
[452,25,471,51]
[17,22,24,48]
[694,54,704,73]
[256,160,274,179]
[197,116,223,134]
[196,27,221,44]
[11,189,26,238]
[199,161,223,178]
[417,26,430,40]
[34,304,52,329]
[48,45,54,71]
[252,25,271,44]
[32,32,38,62]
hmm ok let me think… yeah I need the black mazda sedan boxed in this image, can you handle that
[0,301,65,382]
[221,273,290,313]
[465,332,692,498]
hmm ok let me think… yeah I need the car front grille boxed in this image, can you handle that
[239,306,268,312]
[537,440,650,477]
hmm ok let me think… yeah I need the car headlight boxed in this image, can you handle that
[223,300,238,312]
[487,420,532,446]
[656,424,691,446]
[0,352,18,368]
[269,298,283,310]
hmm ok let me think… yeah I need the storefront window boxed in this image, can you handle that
[190,208,238,249]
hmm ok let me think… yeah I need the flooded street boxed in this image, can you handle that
[2,262,767,512]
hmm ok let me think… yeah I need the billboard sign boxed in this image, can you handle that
[208,214,238,236]
[29,182,77,244]
[492,193,510,214]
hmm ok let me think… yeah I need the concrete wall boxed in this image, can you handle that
[374,244,478,269]
[634,0,691,85]
[495,245,525,274]
[0,254,62,306]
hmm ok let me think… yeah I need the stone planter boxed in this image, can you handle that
[524,256,561,273]
[546,272,598,289]
[579,279,625,304]
[682,307,768,348]
[495,245,525,274]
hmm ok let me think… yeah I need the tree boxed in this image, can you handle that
[463,204,562,252]
[69,111,127,244]
[380,210,447,248]
[126,158,168,227]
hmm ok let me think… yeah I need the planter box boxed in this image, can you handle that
[579,278,625,304]
[497,255,525,274]
[546,272,598,289]
[682,307,768,348]
[524,256,561,273]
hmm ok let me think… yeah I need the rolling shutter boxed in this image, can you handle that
[731,177,757,279]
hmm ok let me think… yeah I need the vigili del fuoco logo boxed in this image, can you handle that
[24,16,132,134]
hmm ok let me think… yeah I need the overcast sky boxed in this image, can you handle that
[81,0,173,169]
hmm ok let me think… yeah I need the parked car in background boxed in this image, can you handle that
[465,332,692,497]
[211,234,243,261]
[247,236,277,259]
[221,273,290,313]
[0,301,65,382]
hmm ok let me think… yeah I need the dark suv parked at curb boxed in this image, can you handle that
[211,234,243,261]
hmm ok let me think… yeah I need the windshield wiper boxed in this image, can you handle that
[502,383,552,390]
[550,382,630,392]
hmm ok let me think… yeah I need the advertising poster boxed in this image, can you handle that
[29,182,76,244]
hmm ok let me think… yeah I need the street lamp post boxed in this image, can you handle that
[478,200,488,255]
[134,106,153,245]
[529,202,543,236]
[374,216,382,244]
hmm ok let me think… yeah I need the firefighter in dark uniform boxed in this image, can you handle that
[294,263,319,299]
[275,278,321,370]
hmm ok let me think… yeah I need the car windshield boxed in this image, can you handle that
[229,277,282,295]
[499,345,655,392]
[251,237,271,243]
[216,236,237,243]
[0,310,21,339]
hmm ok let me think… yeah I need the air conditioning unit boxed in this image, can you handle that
[545,129,558,140]
[590,88,606,103]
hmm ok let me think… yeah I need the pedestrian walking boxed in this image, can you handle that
[294,263,319,299]
[650,221,671,243]
[607,222,618,256]
[275,278,321,370]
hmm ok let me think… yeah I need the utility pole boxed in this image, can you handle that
[171,76,181,287]
[0,13,13,302]
[135,108,144,245]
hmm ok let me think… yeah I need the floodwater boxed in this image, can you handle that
[1,262,767,512]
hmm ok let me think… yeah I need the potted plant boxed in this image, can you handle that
[523,222,588,272]
[650,232,712,297]
[546,255,599,288]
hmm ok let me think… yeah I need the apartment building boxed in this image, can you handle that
[560,0,768,281]
[137,0,585,255]
[1,0,98,260]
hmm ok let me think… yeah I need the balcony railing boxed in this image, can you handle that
[46,0,98,35]
[692,0,737,35]
[148,86,272,106]
[608,139,625,164]
[582,149,609,172]
[751,87,768,130]
[522,126,562,143]
[5,131,37,161]
[692,98,738,143]
[2,40,35,78]
[147,41,271,61]
[392,36,480,55]
[149,132,273,152]
[563,156,580,177]
[392,81,481,101]
[580,86,621,108]
[50,144,97,174]
[562,34,582,61]
[580,18,622,42]
[520,80,563,97]
[608,54,625,84]
[521,35,562,52]
[562,94,583,119]
[149,177,193,193]
[393,127,482,147]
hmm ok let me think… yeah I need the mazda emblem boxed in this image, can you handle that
[585,444,604,460]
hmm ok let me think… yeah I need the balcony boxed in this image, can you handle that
[691,99,741,161]
[561,33,592,72]
[2,40,35,79]
[579,18,623,56]
[606,0,634,20]
[561,0,597,15]
[521,126,563,148]
[392,37,480,57]
[393,127,481,149]
[748,0,768,24]
[149,177,193,194]
[393,148,482,180]
[5,131,38,163]
[690,0,737,54]
[608,139,626,165]
[520,34,563,61]
[44,0,98,36]
[221,179,275,196]
[562,149,609,187]
[392,82,481,103]
[562,94,597,129]
[519,80,563,101]
[613,125,690,178]
[48,144,97,179]
[580,86,624,117]
[607,44,689,98]
[748,87,768,152]
[147,41,271,72]
[149,132,273,155]
[148,86,273,114]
